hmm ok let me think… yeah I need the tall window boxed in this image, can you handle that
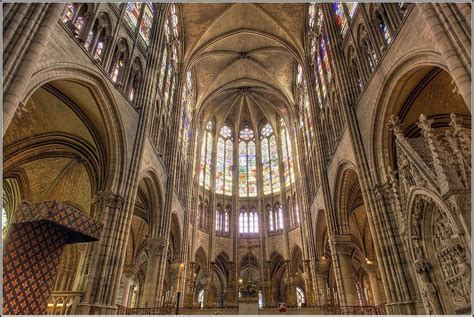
[297,65,314,157]
[239,207,259,234]
[125,3,154,46]
[199,121,213,189]
[376,12,392,46]
[61,3,89,35]
[308,5,332,102]
[333,2,348,36]
[139,4,154,45]
[268,203,284,233]
[2,208,8,238]
[280,119,295,187]
[216,124,233,195]
[239,125,257,197]
[261,123,280,195]
[179,71,193,154]
[215,204,230,235]
[296,287,306,307]
[198,289,205,308]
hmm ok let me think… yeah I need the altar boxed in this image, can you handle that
[238,296,259,315]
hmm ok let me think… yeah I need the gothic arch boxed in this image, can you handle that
[369,50,453,182]
[406,190,471,314]
[23,63,127,191]
[333,162,359,235]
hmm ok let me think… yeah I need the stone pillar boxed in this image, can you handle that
[302,260,316,305]
[332,237,359,306]
[285,260,296,306]
[141,237,167,307]
[313,258,330,305]
[3,4,65,132]
[265,260,275,307]
[419,3,471,108]
[121,267,135,307]
[205,263,216,307]
[225,261,236,306]
[361,260,383,305]
[184,262,196,307]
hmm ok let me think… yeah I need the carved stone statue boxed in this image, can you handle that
[418,271,443,315]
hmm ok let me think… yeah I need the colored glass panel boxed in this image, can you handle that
[225,139,233,195]
[248,141,257,197]
[139,4,153,45]
[347,2,358,18]
[333,2,348,35]
[262,138,271,195]
[321,35,332,82]
[269,136,280,192]
[216,138,225,194]
[125,2,142,30]
[239,142,248,196]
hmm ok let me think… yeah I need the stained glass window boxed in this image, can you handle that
[316,55,327,97]
[268,203,284,232]
[216,124,233,195]
[158,48,168,91]
[321,34,332,83]
[198,289,205,308]
[139,4,153,45]
[333,2,348,36]
[378,15,392,45]
[199,121,213,189]
[296,287,306,307]
[261,123,280,195]
[280,119,295,187]
[62,3,75,23]
[347,2,358,18]
[2,208,8,238]
[239,125,257,197]
[171,4,179,38]
[308,3,316,29]
[125,2,142,30]
[240,207,259,234]
[179,71,193,154]
[215,204,229,234]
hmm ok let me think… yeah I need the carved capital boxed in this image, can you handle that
[146,237,167,257]
[93,191,125,209]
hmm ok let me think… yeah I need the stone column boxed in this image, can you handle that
[313,258,330,305]
[225,261,235,306]
[184,262,196,307]
[3,4,65,132]
[332,237,358,306]
[121,268,135,307]
[285,260,296,306]
[302,260,316,305]
[366,266,382,305]
[265,260,275,307]
[141,237,167,307]
[419,3,471,108]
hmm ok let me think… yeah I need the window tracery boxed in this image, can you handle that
[261,123,280,195]
[239,207,259,235]
[216,124,233,195]
[280,119,295,188]
[199,121,213,190]
[239,125,257,197]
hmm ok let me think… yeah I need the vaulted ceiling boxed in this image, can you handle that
[180,3,307,129]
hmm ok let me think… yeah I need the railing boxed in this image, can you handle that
[322,304,386,315]
[46,291,83,315]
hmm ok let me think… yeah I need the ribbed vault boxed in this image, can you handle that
[181,3,306,125]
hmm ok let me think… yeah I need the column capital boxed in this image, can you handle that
[331,235,354,255]
[93,191,125,209]
[146,237,167,257]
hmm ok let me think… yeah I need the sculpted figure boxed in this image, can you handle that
[418,272,443,314]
